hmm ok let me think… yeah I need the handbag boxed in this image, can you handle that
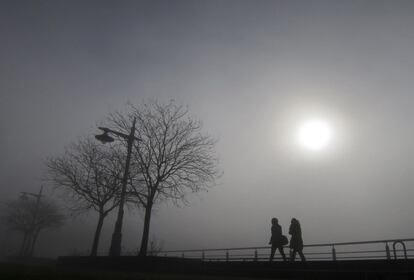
[281,235,288,246]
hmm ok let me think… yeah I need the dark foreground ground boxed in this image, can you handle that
[2,257,414,280]
[1,262,274,280]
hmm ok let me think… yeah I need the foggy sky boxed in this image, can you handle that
[1,0,414,257]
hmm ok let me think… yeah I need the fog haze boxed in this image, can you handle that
[1,0,414,257]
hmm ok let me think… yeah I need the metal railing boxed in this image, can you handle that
[155,238,414,262]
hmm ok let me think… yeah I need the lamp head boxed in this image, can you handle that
[95,129,115,144]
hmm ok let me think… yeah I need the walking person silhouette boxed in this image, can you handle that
[289,218,306,262]
[269,217,287,261]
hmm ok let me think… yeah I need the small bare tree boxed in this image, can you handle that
[148,235,164,256]
[2,197,65,257]
[108,101,220,256]
[46,138,124,256]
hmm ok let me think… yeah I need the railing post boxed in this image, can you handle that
[226,250,229,262]
[254,249,258,262]
[385,243,391,260]
[202,251,205,261]
[393,241,408,260]
[332,245,337,261]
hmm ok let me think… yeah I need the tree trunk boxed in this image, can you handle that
[90,213,105,256]
[138,202,153,257]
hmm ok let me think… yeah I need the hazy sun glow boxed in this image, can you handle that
[298,119,332,151]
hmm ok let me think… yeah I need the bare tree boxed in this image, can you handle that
[2,196,65,257]
[46,138,124,256]
[108,101,220,256]
[147,235,165,256]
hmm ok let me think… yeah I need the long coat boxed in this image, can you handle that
[270,224,283,247]
[289,223,303,251]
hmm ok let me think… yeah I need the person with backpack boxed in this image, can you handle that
[269,217,287,261]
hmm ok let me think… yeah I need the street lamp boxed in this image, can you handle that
[95,117,140,257]
[20,186,43,202]
[20,186,43,257]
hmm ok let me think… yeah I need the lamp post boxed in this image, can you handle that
[20,185,43,257]
[95,117,140,257]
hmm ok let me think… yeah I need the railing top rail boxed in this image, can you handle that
[159,237,414,253]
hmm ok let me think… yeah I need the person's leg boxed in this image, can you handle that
[278,246,286,261]
[290,249,297,261]
[299,250,306,262]
[269,246,276,262]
